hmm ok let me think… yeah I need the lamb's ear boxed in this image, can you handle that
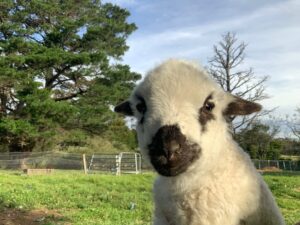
[224,96,262,116]
[114,101,134,116]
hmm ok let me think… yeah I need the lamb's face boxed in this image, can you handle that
[115,60,261,177]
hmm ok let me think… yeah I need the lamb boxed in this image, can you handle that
[114,59,285,225]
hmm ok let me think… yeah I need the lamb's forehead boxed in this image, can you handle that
[133,60,222,103]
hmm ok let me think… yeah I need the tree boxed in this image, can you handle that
[276,138,300,156]
[208,32,270,133]
[0,0,140,152]
[235,122,281,159]
[288,107,300,139]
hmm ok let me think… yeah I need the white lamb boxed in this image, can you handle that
[115,59,285,225]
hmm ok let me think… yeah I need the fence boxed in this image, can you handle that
[0,152,83,170]
[0,151,142,175]
[0,151,299,173]
[88,152,142,175]
[252,159,300,171]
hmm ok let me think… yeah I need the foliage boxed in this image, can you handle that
[0,0,140,152]
[0,171,299,225]
[102,117,138,151]
[59,131,137,154]
[235,121,282,159]
[278,138,300,157]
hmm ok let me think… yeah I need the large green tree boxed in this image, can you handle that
[235,122,282,160]
[0,0,140,152]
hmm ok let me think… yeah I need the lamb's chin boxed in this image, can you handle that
[152,162,189,177]
[150,153,200,177]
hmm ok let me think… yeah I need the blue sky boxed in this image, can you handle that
[106,0,300,117]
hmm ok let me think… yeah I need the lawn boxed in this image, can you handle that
[0,170,299,225]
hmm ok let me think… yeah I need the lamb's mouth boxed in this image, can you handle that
[149,145,201,177]
[150,158,190,176]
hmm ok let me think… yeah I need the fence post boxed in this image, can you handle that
[134,153,138,174]
[116,154,121,176]
[83,154,87,174]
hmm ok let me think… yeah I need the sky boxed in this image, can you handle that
[105,0,300,118]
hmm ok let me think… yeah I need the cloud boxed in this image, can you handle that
[111,0,300,116]
[123,0,299,70]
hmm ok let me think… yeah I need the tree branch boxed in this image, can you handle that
[54,88,87,101]
[45,65,71,89]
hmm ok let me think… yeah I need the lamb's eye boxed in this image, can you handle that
[205,102,215,111]
[136,102,146,114]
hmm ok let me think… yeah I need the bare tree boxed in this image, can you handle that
[287,107,300,139]
[208,32,271,133]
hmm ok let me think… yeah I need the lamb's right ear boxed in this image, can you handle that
[114,101,134,116]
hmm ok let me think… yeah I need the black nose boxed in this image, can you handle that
[148,125,184,160]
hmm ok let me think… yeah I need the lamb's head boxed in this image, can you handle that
[115,60,261,177]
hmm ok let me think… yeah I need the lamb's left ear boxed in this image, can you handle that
[114,101,134,116]
[224,96,262,116]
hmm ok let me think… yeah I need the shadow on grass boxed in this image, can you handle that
[0,208,70,225]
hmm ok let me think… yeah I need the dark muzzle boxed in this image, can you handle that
[148,125,200,177]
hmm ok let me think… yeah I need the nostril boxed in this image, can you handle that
[163,141,181,160]
[170,141,181,153]
[164,149,175,161]
[167,152,175,161]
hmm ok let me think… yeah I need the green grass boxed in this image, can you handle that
[0,171,299,225]
[263,172,300,225]
[0,171,154,225]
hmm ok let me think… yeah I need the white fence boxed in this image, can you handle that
[88,152,142,175]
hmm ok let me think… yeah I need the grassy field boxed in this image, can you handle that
[0,171,299,225]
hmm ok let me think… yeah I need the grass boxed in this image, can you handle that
[0,171,154,225]
[263,172,300,225]
[0,170,299,225]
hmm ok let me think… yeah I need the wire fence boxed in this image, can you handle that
[0,151,145,174]
[252,159,300,171]
[0,151,299,173]
[0,152,83,170]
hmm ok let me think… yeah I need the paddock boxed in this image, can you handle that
[0,170,299,225]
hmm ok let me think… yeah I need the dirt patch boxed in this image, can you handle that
[258,166,282,173]
[0,208,69,225]
[23,169,54,176]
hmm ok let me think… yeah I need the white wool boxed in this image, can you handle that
[126,59,285,225]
